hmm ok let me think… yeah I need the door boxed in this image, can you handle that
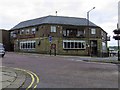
[90,40,97,56]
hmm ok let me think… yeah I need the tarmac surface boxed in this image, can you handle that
[1,52,119,89]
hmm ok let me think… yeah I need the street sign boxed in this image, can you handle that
[49,36,52,43]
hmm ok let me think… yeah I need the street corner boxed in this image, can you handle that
[1,66,40,89]
[2,66,25,89]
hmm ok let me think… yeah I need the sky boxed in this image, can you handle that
[0,0,120,46]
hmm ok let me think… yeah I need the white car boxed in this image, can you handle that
[0,43,5,58]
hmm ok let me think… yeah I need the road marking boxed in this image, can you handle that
[14,68,40,89]
[26,70,40,89]
[2,66,40,89]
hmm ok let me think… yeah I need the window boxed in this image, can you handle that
[91,28,96,34]
[10,32,14,37]
[65,29,77,37]
[51,26,56,32]
[66,30,70,36]
[101,31,104,36]
[20,41,36,50]
[31,28,36,34]
[20,30,24,35]
[76,30,84,37]
[10,31,17,38]
[26,29,30,34]
[63,30,66,36]
[63,40,86,49]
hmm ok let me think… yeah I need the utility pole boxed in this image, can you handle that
[87,7,95,56]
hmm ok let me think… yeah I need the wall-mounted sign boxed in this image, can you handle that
[49,36,52,43]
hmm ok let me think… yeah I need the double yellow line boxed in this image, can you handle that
[14,68,40,90]
[3,66,40,90]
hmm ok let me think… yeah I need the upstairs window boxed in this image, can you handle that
[63,30,66,36]
[66,29,77,37]
[31,28,36,34]
[20,29,24,35]
[10,31,17,38]
[51,26,56,32]
[91,28,96,34]
[26,29,30,34]
[76,30,85,37]
[10,32,14,37]
[66,30,70,36]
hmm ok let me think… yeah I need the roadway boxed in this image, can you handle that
[2,52,119,89]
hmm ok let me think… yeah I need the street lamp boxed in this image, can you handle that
[87,7,95,25]
[87,7,95,56]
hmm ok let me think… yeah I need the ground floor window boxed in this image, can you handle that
[63,40,86,49]
[20,41,36,50]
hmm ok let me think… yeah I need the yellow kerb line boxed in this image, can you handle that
[14,68,39,90]
[28,71,40,88]
[26,71,35,90]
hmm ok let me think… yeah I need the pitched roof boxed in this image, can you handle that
[11,15,98,30]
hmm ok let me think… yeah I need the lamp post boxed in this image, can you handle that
[87,7,95,56]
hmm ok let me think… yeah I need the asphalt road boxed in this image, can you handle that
[2,52,119,88]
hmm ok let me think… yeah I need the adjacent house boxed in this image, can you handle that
[10,15,108,56]
[0,29,10,51]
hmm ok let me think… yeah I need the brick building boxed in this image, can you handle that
[10,15,108,56]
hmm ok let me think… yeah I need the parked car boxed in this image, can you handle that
[0,43,5,58]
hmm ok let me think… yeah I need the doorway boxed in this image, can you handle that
[90,40,97,56]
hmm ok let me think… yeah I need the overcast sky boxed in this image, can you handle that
[0,0,119,46]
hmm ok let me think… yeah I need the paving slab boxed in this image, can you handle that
[1,67,26,89]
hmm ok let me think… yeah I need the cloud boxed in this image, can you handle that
[0,0,119,46]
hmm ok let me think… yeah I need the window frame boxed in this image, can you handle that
[20,29,24,35]
[63,40,86,49]
[31,28,36,34]
[20,41,36,50]
[51,26,56,33]
[91,28,96,34]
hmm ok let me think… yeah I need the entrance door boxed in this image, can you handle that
[90,40,97,56]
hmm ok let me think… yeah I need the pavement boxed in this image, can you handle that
[1,66,27,89]
[17,52,118,61]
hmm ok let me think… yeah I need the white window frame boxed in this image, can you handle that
[31,28,36,34]
[63,30,66,36]
[91,28,96,34]
[20,41,36,50]
[51,26,56,32]
[63,40,86,49]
